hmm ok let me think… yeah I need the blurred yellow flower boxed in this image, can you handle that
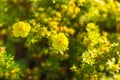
[12,21,31,37]
[86,23,97,31]
[51,33,69,51]
[70,65,77,72]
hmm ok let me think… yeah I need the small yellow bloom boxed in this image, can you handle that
[49,21,58,30]
[12,21,31,37]
[0,47,5,55]
[51,33,69,51]
[70,65,77,72]
[86,23,97,31]
[69,28,75,35]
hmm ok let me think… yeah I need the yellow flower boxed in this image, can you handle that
[49,21,58,30]
[0,47,5,55]
[12,21,31,37]
[70,65,77,72]
[51,33,69,51]
[86,23,97,31]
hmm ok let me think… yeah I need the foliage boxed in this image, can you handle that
[1,0,120,80]
[0,47,21,80]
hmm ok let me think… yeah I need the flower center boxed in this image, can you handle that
[18,25,24,31]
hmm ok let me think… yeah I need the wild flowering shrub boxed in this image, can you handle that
[1,0,120,80]
[0,47,21,80]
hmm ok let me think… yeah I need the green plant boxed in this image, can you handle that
[0,47,21,80]
[1,0,120,80]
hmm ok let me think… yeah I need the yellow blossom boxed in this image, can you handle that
[12,21,31,37]
[70,65,77,72]
[69,28,75,35]
[49,21,58,30]
[51,33,69,51]
[86,23,97,31]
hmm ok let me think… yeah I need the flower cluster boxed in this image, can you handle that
[0,47,21,79]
